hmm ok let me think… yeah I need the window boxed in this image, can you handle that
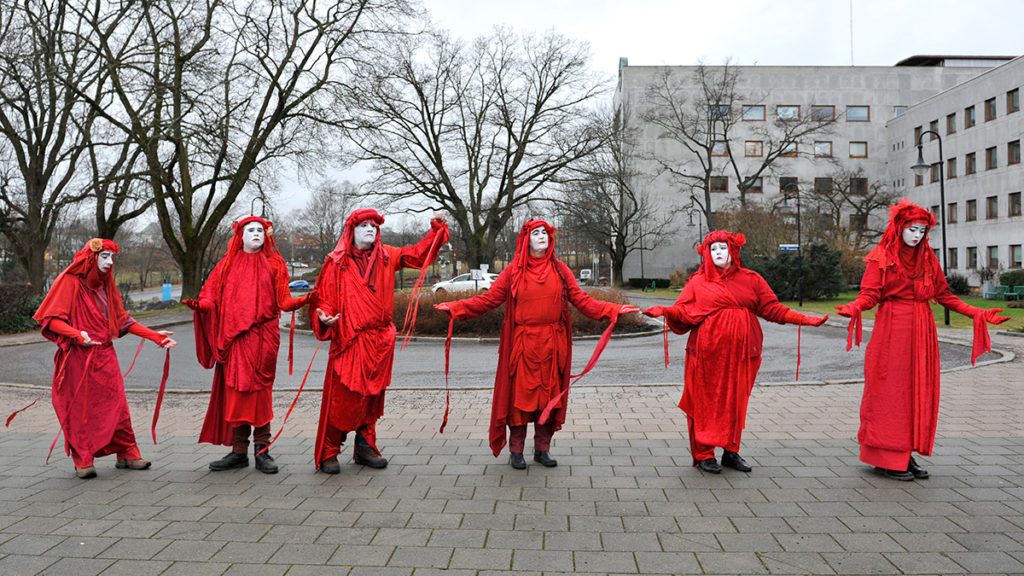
[1010,192,1022,217]
[987,246,999,269]
[947,157,957,179]
[967,246,978,268]
[779,176,798,194]
[930,163,941,183]
[742,105,765,121]
[814,141,832,157]
[929,119,938,139]
[1009,140,1021,165]
[846,105,870,121]
[746,177,763,193]
[744,140,763,157]
[813,177,832,193]
[712,141,729,156]
[948,202,958,223]
[849,213,867,231]
[946,113,957,134]
[914,126,922,144]
[781,142,797,157]
[850,177,867,195]
[987,195,999,219]
[948,247,959,269]
[966,152,977,174]
[777,105,800,121]
[1010,88,1021,114]
[930,205,940,217]
[1012,245,1022,269]
[710,176,728,193]
[966,199,977,221]
[985,97,997,121]
[986,146,998,169]
[893,105,907,117]
[914,173,923,187]
[811,105,834,121]
[849,141,867,158]
[965,105,976,128]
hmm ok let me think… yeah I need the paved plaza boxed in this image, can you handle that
[0,318,1022,575]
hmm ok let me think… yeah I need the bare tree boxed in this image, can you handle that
[73,0,417,297]
[639,62,835,229]
[0,0,99,292]
[297,178,357,263]
[342,28,609,268]
[552,103,676,286]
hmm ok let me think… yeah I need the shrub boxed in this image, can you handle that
[393,287,647,337]
[669,266,699,288]
[747,243,843,301]
[946,272,970,295]
[627,277,670,289]
[999,269,1024,287]
[0,283,42,334]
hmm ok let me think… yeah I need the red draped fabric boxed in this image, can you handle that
[310,214,447,467]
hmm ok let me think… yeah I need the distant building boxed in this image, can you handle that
[614,55,1021,286]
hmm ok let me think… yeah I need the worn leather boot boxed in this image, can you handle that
[533,450,558,467]
[721,451,752,472]
[254,445,279,474]
[209,451,249,471]
[354,444,388,469]
[697,457,722,474]
[875,466,914,481]
[907,457,929,479]
[319,456,341,475]
[509,452,527,469]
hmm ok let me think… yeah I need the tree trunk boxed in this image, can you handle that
[179,250,205,300]
[26,245,46,294]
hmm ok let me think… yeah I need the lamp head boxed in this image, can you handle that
[910,145,930,176]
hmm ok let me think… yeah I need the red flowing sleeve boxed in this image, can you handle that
[271,259,310,312]
[662,282,699,334]
[398,221,449,270]
[309,260,338,341]
[127,322,166,344]
[46,317,85,343]
[446,269,510,320]
[562,262,619,320]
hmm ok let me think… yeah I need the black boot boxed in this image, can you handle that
[509,452,527,469]
[907,457,929,479]
[533,450,558,467]
[697,458,721,474]
[254,445,279,474]
[209,451,249,471]
[721,451,752,472]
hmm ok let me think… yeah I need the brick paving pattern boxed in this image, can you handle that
[0,329,1022,575]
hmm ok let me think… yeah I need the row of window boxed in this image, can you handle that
[915,140,1021,185]
[944,245,1023,270]
[722,140,868,159]
[709,176,867,195]
[915,87,1020,140]
[736,104,871,122]
[931,192,1023,223]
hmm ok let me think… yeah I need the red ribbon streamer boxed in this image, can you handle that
[845,309,863,351]
[795,324,802,381]
[122,339,145,379]
[539,313,620,425]
[400,230,447,350]
[288,310,296,375]
[439,316,453,433]
[150,348,171,444]
[5,400,37,428]
[46,429,63,465]
[971,311,991,366]
[662,320,670,368]
[257,342,323,455]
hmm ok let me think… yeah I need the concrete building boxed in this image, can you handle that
[891,55,1024,288]
[614,56,1020,286]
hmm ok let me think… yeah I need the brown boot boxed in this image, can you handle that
[354,444,388,469]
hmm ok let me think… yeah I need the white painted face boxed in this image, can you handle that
[241,222,265,253]
[353,220,378,250]
[709,242,731,269]
[902,224,927,247]
[529,227,549,255]
[96,251,114,274]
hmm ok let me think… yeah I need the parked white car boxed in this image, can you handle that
[432,272,499,293]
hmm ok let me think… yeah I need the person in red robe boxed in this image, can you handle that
[33,238,177,479]
[836,200,1008,480]
[435,220,639,469]
[310,209,449,474]
[185,216,311,474]
[644,230,827,474]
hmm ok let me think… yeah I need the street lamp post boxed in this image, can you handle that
[633,222,645,285]
[911,130,950,326]
[687,206,703,247]
[783,182,803,307]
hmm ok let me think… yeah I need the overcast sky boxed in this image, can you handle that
[279,0,1023,217]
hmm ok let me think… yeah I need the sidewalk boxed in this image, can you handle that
[0,334,1022,574]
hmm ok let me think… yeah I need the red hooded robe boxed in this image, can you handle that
[660,231,815,463]
[33,239,164,463]
[309,209,448,466]
[192,216,309,445]
[841,200,998,470]
[444,220,621,456]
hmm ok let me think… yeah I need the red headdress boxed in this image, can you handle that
[508,219,557,297]
[695,230,746,282]
[865,199,937,281]
[327,209,387,271]
[33,238,127,339]
[216,215,288,287]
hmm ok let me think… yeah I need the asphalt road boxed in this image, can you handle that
[1,292,978,392]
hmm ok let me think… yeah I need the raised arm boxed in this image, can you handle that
[436,268,511,320]
[398,214,450,270]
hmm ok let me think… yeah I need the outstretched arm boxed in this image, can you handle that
[398,214,450,270]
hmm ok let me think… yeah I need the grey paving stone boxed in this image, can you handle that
[386,546,452,568]
[266,543,337,565]
[448,547,512,570]
[0,554,58,575]
[634,551,703,574]
[694,551,768,574]
[716,532,783,552]
[327,544,395,567]
[820,552,898,574]
[758,551,837,575]
[511,548,573,572]
[774,534,842,553]
[573,550,638,573]
[97,558,173,575]
[38,556,115,575]
[483,529,543,550]
[152,540,225,562]
[884,552,968,574]
[209,541,282,564]
[946,551,1024,573]
[96,537,172,560]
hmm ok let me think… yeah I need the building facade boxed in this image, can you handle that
[614,56,1019,285]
